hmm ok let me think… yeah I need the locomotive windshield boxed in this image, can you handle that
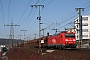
[65,34,75,38]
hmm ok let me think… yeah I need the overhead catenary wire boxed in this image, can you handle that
[28,9,36,30]
[20,0,41,30]
[60,13,77,25]
[1,0,90,39]
[17,0,32,24]
[57,14,77,31]
[19,0,53,30]
[83,1,90,12]
[8,0,11,23]
[58,23,71,30]
[82,0,90,7]
[56,12,77,30]
[15,0,90,40]
[41,0,77,33]
[35,0,40,5]
[7,0,20,39]
[1,2,8,38]
[15,0,33,36]
[19,8,33,25]
[26,7,38,31]
[84,4,90,12]
[81,1,90,13]
[40,0,53,13]
[22,8,34,29]
[35,0,54,29]
[40,0,53,23]
[15,7,33,37]
[18,0,40,27]
[16,0,41,37]
[85,5,90,9]
[80,1,90,13]
[1,3,5,24]
[0,0,2,5]
[41,0,45,4]
[60,1,90,19]
[56,0,90,31]
[44,0,53,8]
[41,0,79,33]
[85,7,90,12]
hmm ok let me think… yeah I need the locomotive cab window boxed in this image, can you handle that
[65,34,75,38]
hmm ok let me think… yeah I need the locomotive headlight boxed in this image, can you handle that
[73,39,76,41]
[65,39,68,41]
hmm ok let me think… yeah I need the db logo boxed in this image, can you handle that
[52,38,56,43]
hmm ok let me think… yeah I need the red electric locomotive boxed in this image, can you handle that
[34,31,76,49]
[47,31,76,49]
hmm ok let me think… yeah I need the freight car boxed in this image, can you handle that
[34,31,77,49]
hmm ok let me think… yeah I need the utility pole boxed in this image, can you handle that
[41,23,54,37]
[17,35,22,43]
[7,35,10,47]
[42,28,44,37]
[20,30,27,46]
[4,20,20,47]
[17,35,22,40]
[40,28,44,37]
[30,5,44,53]
[34,34,37,39]
[75,8,84,48]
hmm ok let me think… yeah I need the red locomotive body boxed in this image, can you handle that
[47,31,76,49]
[47,35,61,47]
[34,31,76,49]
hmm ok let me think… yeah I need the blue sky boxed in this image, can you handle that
[0,0,90,40]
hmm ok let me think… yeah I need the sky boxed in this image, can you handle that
[0,0,90,40]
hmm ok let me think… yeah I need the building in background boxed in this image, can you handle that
[74,15,90,42]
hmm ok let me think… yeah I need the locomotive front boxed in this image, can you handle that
[64,32,77,48]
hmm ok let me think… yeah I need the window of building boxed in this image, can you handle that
[82,23,88,26]
[75,19,78,23]
[76,19,78,22]
[82,17,88,21]
[77,31,78,33]
[76,25,79,28]
[77,35,78,38]
[82,29,88,32]
[82,35,88,37]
